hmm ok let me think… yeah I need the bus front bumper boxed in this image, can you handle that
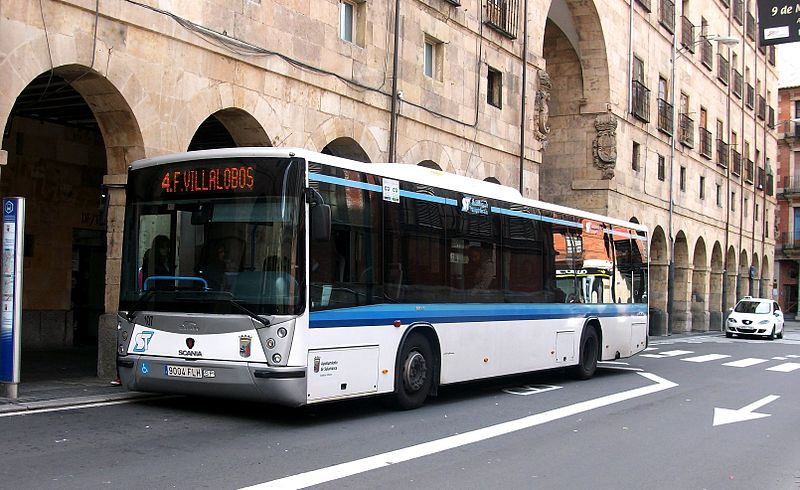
[117,355,307,406]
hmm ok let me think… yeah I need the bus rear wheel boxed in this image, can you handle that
[569,327,599,380]
[390,333,433,410]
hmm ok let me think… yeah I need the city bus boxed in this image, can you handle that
[116,147,648,409]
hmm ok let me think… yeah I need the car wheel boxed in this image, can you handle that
[725,332,733,338]
[778,326,784,339]
[767,326,776,341]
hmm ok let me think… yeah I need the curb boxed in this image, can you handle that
[0,391,161,414]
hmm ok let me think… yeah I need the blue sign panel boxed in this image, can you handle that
[1,198,24,384]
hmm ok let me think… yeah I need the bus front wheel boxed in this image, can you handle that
[391,333,433,410]
[569,327,599,380]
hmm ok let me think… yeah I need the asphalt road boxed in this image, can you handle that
[2,332,800,490]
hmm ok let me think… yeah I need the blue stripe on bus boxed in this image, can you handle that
[309,303,647,328]
[309,173,382,192]
[399,190,457,206]
[490,207,583,228]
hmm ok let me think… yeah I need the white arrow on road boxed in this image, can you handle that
[713,395,780,427]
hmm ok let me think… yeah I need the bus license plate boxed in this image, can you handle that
[165,365,203,379]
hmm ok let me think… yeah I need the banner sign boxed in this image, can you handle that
[758,0,800,46]
[1,198,24,384]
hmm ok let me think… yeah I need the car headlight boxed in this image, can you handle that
[758,319,770,325]
[727,317,737,323]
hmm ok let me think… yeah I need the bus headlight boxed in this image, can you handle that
[272,353,282,363]
[266,338,276,349]
[277,327,287,338]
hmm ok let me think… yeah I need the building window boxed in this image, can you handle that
[658,154,666,181]
[731,191,736,211]
[680,166,686,191]
[755,202,759,221]
[744,197,748,217]
[424,36,443,80]
[699,176,705,199]
[632,56,650,122]
[487,66,502,109]
[716,184,722,207]
[632,142,641,171]
[339,1,354,42]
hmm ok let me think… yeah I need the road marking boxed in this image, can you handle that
[713,395,780,427]
[772,357,788,360]
[502,384,562,396]
[681,354,731,363]
[722,358,769,368]
[786,355,800,359]
[0,396,173,418]
[240,372,677,490]
[598,361,630,365]
[766,362,800,373]
[642,347,658,351]
[639,349,694,359]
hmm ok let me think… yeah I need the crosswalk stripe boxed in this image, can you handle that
[681,354,731,363]
[659,350,694,357]
[722,358,768,368]
[772,357,788,360]
[787,355,800,359]
[766,363,800,373]
[643,347,658,351]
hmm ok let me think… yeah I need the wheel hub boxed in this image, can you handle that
[403,351,427,392]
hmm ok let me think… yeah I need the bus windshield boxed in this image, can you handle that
[119,156,305,316]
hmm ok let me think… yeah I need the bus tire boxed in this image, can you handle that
[390,333,433,410]
[569,326,599,380]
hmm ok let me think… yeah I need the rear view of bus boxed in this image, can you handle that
[116,148,310,405]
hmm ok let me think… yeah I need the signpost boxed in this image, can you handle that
[1,197,24,399]
[758,0,800,46]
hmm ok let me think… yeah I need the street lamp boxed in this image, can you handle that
[666,32,740,335]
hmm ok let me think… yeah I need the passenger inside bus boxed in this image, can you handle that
[141,234,173,289]
[467,246,495,290]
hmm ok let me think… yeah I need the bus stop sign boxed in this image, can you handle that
[2,197,24,391]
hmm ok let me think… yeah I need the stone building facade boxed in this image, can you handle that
[0,0,778,379]
[775,85,800,316]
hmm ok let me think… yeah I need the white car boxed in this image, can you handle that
[726,297,784,340]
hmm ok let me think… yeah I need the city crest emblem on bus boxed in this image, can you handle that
[239,335,252,358]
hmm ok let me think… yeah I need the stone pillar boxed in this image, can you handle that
[691,267,710,332]
[98,176,126,380]
[709,270,724,331]
[649,262,669,335]
[673,264,693,333]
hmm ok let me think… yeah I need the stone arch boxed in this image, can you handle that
[726,246,738,308]
[751,253,761,297]
[187,108,271,151]
[306,117,380,162]
[484,177,502,184]
[418,160,443,170]
[709,242,725,328]
[321,137,371,163]
[691,237,709,331]
[673,231,692,332]
[401,141,455,172]
[649,226,669,334]
[176,84,280,154]
[2,64,145,380]
[761,255,772,300]
[739,250,750,300]
[629,217,640,224]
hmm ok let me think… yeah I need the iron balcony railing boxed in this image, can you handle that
[782,120,800,139]
[757,167,765,190]
[699,128,713,159]
[681,16,695,52]
[757,95,766,120]
[783,175,800,193]
[717,140,729,168]
[658,98,673,134]
[769,107,775,128]
[660,0,675,32]
[778,233,800,251]
[733,69,743,98]
[769,46,776,66]
[484,0,520,39]
[746,83,755,108]
[732,150,742,176]
[632,80,650,122]
[701,39,713,69]
[679,113,694,147]
[733,0,744,25]
[717,54,730,85]
[745,159,754,183]
[746,12,756,41]
[767,174,774,196]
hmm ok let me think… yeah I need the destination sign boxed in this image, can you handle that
[161,165,255,194]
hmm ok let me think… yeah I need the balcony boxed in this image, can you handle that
[701,39,713,70]
[745,159,754,183]
[782,175,800,195]
[632,80,650,122]
[769,107,775,129]
[733,69,743,98]
[657,98,673,135]
[717,54,729,85]
[733,0,743,25]
[699,128,712,159]
[678,113,694,147]
[485,0,520,39]
[757,167,765,190]
[635,0,652,11]
[746,83,755,109]
[746,12,756,41]
[757,95,766,120]
[767,174,774,196]
[778,233,800,256]
[717,140,729,168]
[732,149,742,176]
[681,16,695,52]
[769,46,776,66]
[659,0,675,32]
[782,120,800,140]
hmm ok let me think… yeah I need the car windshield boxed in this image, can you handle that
[734,300,770,314]
[119,156,305,316]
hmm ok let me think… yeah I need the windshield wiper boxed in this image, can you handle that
[125,289,157,323]
[227,298,270,328]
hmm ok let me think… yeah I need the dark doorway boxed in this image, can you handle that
[72,229,107,345]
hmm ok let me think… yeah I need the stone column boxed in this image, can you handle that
[673,264,693,333]
[691,267,710,332]
[649,261,669,335]
[97,176,126,380]
[709,270,724,331]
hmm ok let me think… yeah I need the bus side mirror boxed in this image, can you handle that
[310,203,331,242]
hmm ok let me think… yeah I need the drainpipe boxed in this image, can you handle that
[388,0,401,162]
[519,0,529,194]
[627,0,634,115]
[721,8,733,330]
[666,2,676,336]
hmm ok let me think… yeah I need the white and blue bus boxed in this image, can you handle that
[117,147,648,408]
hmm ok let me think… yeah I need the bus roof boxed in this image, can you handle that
[130,147,649,235]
